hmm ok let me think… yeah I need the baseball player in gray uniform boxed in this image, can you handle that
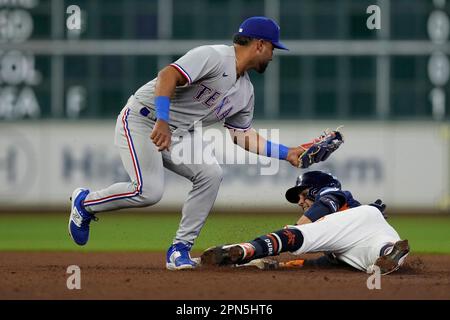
[68,16,344,270]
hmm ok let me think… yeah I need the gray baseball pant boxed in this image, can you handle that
[83,101,223,245]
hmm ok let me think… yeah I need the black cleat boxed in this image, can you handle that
[201,245,245,266]
[374,239,410,275]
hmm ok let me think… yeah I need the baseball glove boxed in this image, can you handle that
[369,199,388,219]
[298,127,344,169]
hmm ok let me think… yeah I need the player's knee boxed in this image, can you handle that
[198,165,223,185]
[139,186,164,206]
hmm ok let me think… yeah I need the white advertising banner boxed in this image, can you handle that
[0,121,448,211]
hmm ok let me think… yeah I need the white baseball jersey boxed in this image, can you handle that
[133,45,254,134]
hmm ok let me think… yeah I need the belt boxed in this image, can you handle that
[139,106,157,121]
[140,106,178,131]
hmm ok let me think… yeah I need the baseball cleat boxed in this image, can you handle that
[68,188,96,246]
[200,244,246,266]
[166,242,197,271]
[191,257,201,266]
[374,239,410,275]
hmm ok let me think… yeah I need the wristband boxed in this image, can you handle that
[155,96,170,122]
[266,140,289,160]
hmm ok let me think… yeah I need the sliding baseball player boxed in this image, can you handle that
[201,171,410,275]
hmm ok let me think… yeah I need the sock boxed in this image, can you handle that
[247,228,304,260]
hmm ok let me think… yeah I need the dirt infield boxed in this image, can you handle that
[0,252,449,300]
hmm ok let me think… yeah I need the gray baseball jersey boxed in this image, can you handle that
[133,45,255,133]
[83,44,256,247]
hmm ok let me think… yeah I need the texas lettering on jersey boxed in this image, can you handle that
[133,45,254,132]
[194,83,233,120]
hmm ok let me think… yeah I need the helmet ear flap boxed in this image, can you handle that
[332,179,342,190]
[292,171,342,203]
[306,187,319,200]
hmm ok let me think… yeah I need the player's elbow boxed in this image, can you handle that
[228,130,238,144]
[229,129,247,147]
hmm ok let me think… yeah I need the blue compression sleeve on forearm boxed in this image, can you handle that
[265,140,289,160]
[155,96,170,122]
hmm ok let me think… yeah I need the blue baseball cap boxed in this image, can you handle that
[236,16,288,50]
